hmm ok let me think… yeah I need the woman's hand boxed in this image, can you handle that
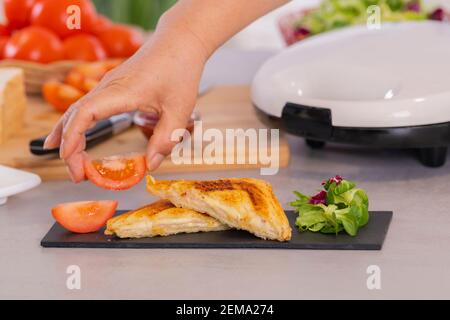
[44,25,208,182]
[44,0,288,183]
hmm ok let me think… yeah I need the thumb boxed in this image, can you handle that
[146,110,191,171]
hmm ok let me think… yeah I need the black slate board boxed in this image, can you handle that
[41,211,392,250]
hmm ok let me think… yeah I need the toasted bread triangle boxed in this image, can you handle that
[105,200,229,238]
[146,176,292,241]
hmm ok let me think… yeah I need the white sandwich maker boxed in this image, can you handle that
[251,21,450,167]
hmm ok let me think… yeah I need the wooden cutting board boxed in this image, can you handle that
[0,86,290,180]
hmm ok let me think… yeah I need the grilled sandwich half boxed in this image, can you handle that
[105,200,229,238]
[146,176,292,241]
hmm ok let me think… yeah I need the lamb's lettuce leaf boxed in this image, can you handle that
[291,176,369,236]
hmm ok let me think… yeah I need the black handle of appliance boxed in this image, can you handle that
[281,103,333,140]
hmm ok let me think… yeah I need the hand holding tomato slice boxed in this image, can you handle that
[84,153,147,190]
[52,200,118,233]
[43,0,218,181]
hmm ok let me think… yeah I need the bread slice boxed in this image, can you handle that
[0,68,27,144]
[146,176,291,241]
[105,200,229,238]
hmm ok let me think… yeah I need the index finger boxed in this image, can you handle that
[60,91,136,159]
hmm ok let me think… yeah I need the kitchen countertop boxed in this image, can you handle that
[1,48,450,300]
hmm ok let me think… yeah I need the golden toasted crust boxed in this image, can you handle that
[146,176,292,241]
[105,200,228,238]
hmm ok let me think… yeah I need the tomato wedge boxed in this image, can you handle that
[84,154,147,190]
[65,60,122,92]
[42,80,84,112]
[52,200,118,234]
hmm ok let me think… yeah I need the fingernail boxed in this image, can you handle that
[66,167,76,183]
[43,135,53,150]
[59,140,66,159]
[148,153,165,171]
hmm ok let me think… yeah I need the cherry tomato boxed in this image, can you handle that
[4,26,63,63]
[92,14,113,35]
[84,153,147,190]
[63,34,107,61]
[31,0,98,38]
[97,24,143,58]
[0,24,11,37]
[42,80,84,112]
[52,200,118,234]
[0,37,9,59]
[4,0,36,30]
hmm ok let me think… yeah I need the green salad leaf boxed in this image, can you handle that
[296,0,428,36]
[290,176,369,236]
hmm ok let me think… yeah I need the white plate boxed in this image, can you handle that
[0,165,41,205]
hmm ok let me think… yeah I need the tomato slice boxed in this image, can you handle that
[52,200,118,234]
[84,154,147,190]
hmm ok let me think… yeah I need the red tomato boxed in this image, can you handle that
[42,80,84,112]
[97,24,143,58]
[4,0,36,30]
[0,24,11,37]
[63,34,107,61]
[0,37,9,59]
[4,26,63,63]
[52,200,118,233]
[92,14,113,35]
[84,153,147,190]
[31,0,98,38]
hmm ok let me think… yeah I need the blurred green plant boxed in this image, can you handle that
[92,0,177,30]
